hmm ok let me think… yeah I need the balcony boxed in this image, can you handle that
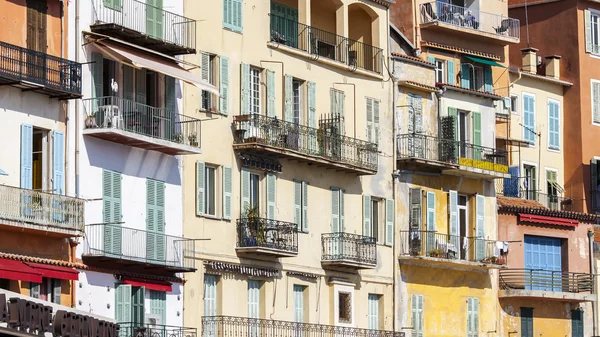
[90,0,195,55]
[233,114,377,175]
[83,96,202,155]
[398,230,506,270]
[496,179,580,211]
[269,14,383,74]
[321,233,376,270]
[119,323,197,337]
[236,218,298,257]
[82,224,196,275]
[419,1,520,44]
[499,269,596,302]
[396,134,509,178]
[0,185,84,236]
[0,41,82,99]
[202,316,402,337]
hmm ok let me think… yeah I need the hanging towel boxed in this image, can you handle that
[503,241,509,254]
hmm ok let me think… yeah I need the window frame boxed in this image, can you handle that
[337,292,352,324]
[249,67,261,115]
[547,98,560,151]
[510,95,518,114]
[592,11,600,51]
[201,54,218,112]
[292,79,303,125]
[523,162,538,201]
[204,165,217,216]
[249,172,260,210]
[435,59,445,84]
[522,92,536,145]
[469,65,484,91]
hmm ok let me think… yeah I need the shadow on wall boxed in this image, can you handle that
[84,137,182,186]
[400,264,492,290]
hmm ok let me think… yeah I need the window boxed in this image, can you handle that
[366,97,380,144]
[205,166,216,216]
[249,67,261,115]
[458,110,469,156]
[572,309,583,337]
[204,275,218,316]
[330,88,345,118]
[435,59,445,83]
[292,80,302,125]
[115,284,145,325]
[371,199,380,242]
[149,290,166,326]
[470,65,484,91]
[523,164,537,201]
[338,292,351,323]
[364,196,383,243]
[30,282,40,299]
[587,10,600,54]
[409,188,421,229]
[546,169,563,210]
[592,80,600,124]
[510,95,518,114]
[367,294,380,330]
[331,188,344,232]
[26,0,47,53]
[247,280,260,319]
[293,285,306,324]
[411,294,424,337]
[250,173,260,209]
[223,0,243,32]
[548,100,560,150]
[103,169,122,255]
[520,307,533,337]
[523,94,536,144]
[466,297,479,337]
[294,180,308,232]
[201,54,218,112]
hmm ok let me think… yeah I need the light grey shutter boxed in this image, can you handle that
[220,56,229,115]
[241,169,250,216]
[201,53,210,81]
[385,199,394,246]
[373,100,380,144]
[204,275,217,316]
[308,82,316,127]
[294,180,302,228]
[267,70,276,118]
[196,161,205,216]
[340,189,345,231]
[586,10,593,53]
[302,181,308,231]
[285,74,293,122]
[414,95,423,133]
[449,190,459,258]
[363,195,372,237]
[266,173,276,219]
[331,188,340,232]
[475,195,485,261]
[594,82,600,124]
[366,98,373,142]
[426,191,435,231]
[223,166,233,220]
[241,63,251,115]
[407,94,414,133]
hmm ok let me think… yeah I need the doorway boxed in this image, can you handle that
[458,195,468,259]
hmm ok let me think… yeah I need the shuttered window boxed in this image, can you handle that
[149,290,166,325]
[586,10,600,55]
[368,294,380,330]
[223,166,232,219]
[572,309,583,337]
[293,285,305,324]
[220,56,230,115]
[294,180,308,232]
[548,100,560,149]
[411,294,424,337]
[410,188,422,229]
[266,70,276,118]
[146,179,165,262]
[201,53,216,112]
[204,275,218,316]
[366,97,380,144]
[223,0,243,32]
[523,94,536,144]
[475,195,485,261]
[103,170,122,256]
[331,188,344,232]
[266,173,276,219]
[467,297,479,337]
[593,80,600,124]
[115,284,132,323]
[407,94,423,134]
[426,192,435,231]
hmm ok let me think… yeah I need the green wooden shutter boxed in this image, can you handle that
[149,290,167,326]
[447,60,455,85]
[103,170,122,255]
[223,0,232,29]
[426,192,435,231]
[572,309,583,337]
[155,180,165,261]
[472,111,482,160]
[363,195,372,237]
[461,63,471,89]
[146,179,157,260]
[102,170,113,224]
[483,67,492,93]
[136,69,147,104]
[448,107,458,141]
[302,181,308,231]
[111,171,122,253]
[115,284,132,323]
[385,198,393,246]
[91,53,103,99]
[196,161,205,216]
[220,56,229,115]
[241,63,250,115]
[146,0,163,39]
[267,70,276,117]
[294,180,302,228]
[331,188,340,232]
[131,286,145,325]
[475,195,485,261]
[241,169,250,216]
[223,166,232,220]
[284,75,293,122]
[586,10,593,54]
[123,66,134,101]
[266,173,276,219]
[233,0,243,32]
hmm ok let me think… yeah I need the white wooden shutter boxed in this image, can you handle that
[241,63,251,115]
[363,195,372,237]
[385,199,394,246]
[241,169,250,216]
[475,195,485,261]
[266,173,276,219]
[294,180,302,228]
[586,10,593,54]
[449,190,459,258]
[220,56,229,115]
[467,297,479,337]
[204,275,217,316]
[248,280,260,318]
[285,75,293,122]
[223,166,232,220]
[302,181,308,232]
[340,189,345,231]
[368,294,379,330]
[411,294,424,337]
[293,285,304,323]
[593,82,600,124]
[366,98,373,142]
[267,70,276,118]
[373,99,380,144]
[331,188,340,232]
[196,161,205,216]
[426,192,435,231]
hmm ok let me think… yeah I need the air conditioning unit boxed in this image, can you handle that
[145,314,161,329]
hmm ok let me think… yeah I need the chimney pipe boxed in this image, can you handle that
[521,47,539,73]
[545,55,561,79]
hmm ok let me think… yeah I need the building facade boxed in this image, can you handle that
[182,0,398,336]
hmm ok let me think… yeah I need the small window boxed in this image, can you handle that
[205,166,217,216]
[338,292,352,323]
[510,95,518,114]
[249,68,261,115]
[250,173,260,209]
[292,80,302,125]
[435,60,445,83]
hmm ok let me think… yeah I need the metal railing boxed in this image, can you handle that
[119,323,197,337]
[83,96,201,148]
[83,224,195,270]
[0,185,85,232]
[270,14,383,73]
[500,269,594,293]
[201,316,403,337]
[420,1,520,39]
[0,41,82,95]
[396,134,508,174]
[399,230,506,265]
[91,0,196,51]
[495,177,579,211]
[236,218,298,254]
[321,233,377,266]
[233,114,378,171]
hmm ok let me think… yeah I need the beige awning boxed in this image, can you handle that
[95,42,220,96]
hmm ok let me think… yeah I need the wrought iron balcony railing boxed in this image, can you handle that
[399,230,506,266]
[420,1,520,40]
[396,134,508,174]
[0,41,82,97]
[236,218,298,255]
[83,224,195,271]
[201,316,402,337]
[119,323,197,337]
[91,0,196,54]
[500,269,594,293]
[83,96,201,148]
[233,114,377,172]
[495,177,579,211]
[270,14,383,73]
[0,185,85,232]
[321,232,376,266]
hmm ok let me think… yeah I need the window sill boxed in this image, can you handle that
[223,27,243,35]
[199,214,229,221]
[547,147,560,153]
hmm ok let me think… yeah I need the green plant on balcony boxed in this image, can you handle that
[188,133,199,146]
[243,205,266,247]
[172,133,184,143]
[428,248,445,258]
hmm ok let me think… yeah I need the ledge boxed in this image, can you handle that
[398,255,502,274]
[83,128,202,155]
[499,289,596,302]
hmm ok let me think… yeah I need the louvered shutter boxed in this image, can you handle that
[156,180,165,261]
[331,188,340,232]
[524,95,536,143]
[373,100,380,144]
[294,181,302,228]
[223,166,232,220]
[368,294,379,330]
[204,275,217,316]
[461,63,471,89]
[586,10,593,54]
[146,179,157,261]
[407,94,414,134]
[475,195,485,261]
[366,98,373,142]
[266,173,276,219]
[220,56,229,115]
[593,159,598,211]
[115,284,132,323]
[149,290,167,326]
[473,298,479,337]
[414,95,423,133]
[363,195,372,237]
[233,0,243,32]
[340,189,344,231]
[20,124,33,191]
[521,308,533,337]
[467,298,473,337]
[165,77,175,141]
[483,67,493,93]
[302,182,308,231]
[447,60,455,85]
[385,199,394,246]
[201,53,210,82]
[594,83,600,124]
[267,70,276,117]
[548,101,560,149]
[426,192,435,231]
[52,130,65,220]
[241,169,250,216]
[293,285,304,323]
[196,161,205,216]
[285,75,293,122]
[241,63,250,115]
[247,280,259,318]
[449,190,459,258]
[410,188,422,228]
[472,112,482,160]
[411,294,424,337]
[308,82,316,127]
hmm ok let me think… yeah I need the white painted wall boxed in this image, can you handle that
[440,91,497,149]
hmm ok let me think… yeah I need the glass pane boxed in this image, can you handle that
[205,167,216,216]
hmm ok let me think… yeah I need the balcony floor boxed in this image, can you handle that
[233,143,376,175]
[82,254,196,275]
[499,289,596,303]
[321,259,376,270]
[0,75,82,100]
[84,128,202,155]
[235,246,298,258]
[420,21,519,45]
[442,165,510,179]
[396,158,459,173]
[399,255,503,273]
[90,24,195,56]
[0,218,82,238]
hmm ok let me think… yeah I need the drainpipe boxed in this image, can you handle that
[75,0,80,197]
[588,230,597,336]
[69,239,78,308]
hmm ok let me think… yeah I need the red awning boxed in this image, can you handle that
[519,213,578,227]
[24,263,79,281]
[123,278,172,292]
[0,259,42,283]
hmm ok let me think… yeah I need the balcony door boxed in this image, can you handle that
[271,2,298,48]
[248,280,260,337]
[523,164,536,200]
[26,0,47,82]
[524,235,562,291]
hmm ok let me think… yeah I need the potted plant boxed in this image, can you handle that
[243,205,265,246]
[428,248,444,258]
[410,235,422,256]
[482,256,498,264]
[188,133,199,146]
[172,133,184,143]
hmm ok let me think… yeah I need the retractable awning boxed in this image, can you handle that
[122,278,172,292]
[24,262,79,281]
[95,42,220,96]
[0,259,42,283]
[464,55,506,68]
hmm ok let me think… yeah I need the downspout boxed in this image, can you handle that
[388,7,397,331]
[75,0,80,197]
[61,0,69,195]
[69,239,78,308]
[588,230,597,336]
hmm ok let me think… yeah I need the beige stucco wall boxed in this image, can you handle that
[182,0,393,331]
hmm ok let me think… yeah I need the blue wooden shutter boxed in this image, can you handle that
[447,60,455,85]
[223,0,232,30]
[461,63,471,89]
[427,56,435,64]
[483,67,493,93]
[475,195,485,261]
[52,131,65,221]
[548,101,560,149]
[363,195,372,237]
[220,56,229,115]
[267,70,276,117]
[385,199,394,246]
[504,166,520,197]
[266,173,276,219]
[523,95,535,144]
[149,290,166,325]
[20,124,33,190]
[223,166,232,220]
[196,161,205,216]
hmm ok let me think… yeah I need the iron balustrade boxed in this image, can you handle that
[119,323,197,337]
[201,316,403,337]
[83,224,195,270]
[420,1,520,39]
[399,230,506,265]
[500,269,594,293]
[83,96,201,148]
[495,177,579,211]
[269,14,383,73]
[236,218,298,254]
[233,114,378,171]
[396,134,508,174]
[0,41,82,95]
[321,233,376,266]
[91,0,196,51]
[0,185,85,232]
